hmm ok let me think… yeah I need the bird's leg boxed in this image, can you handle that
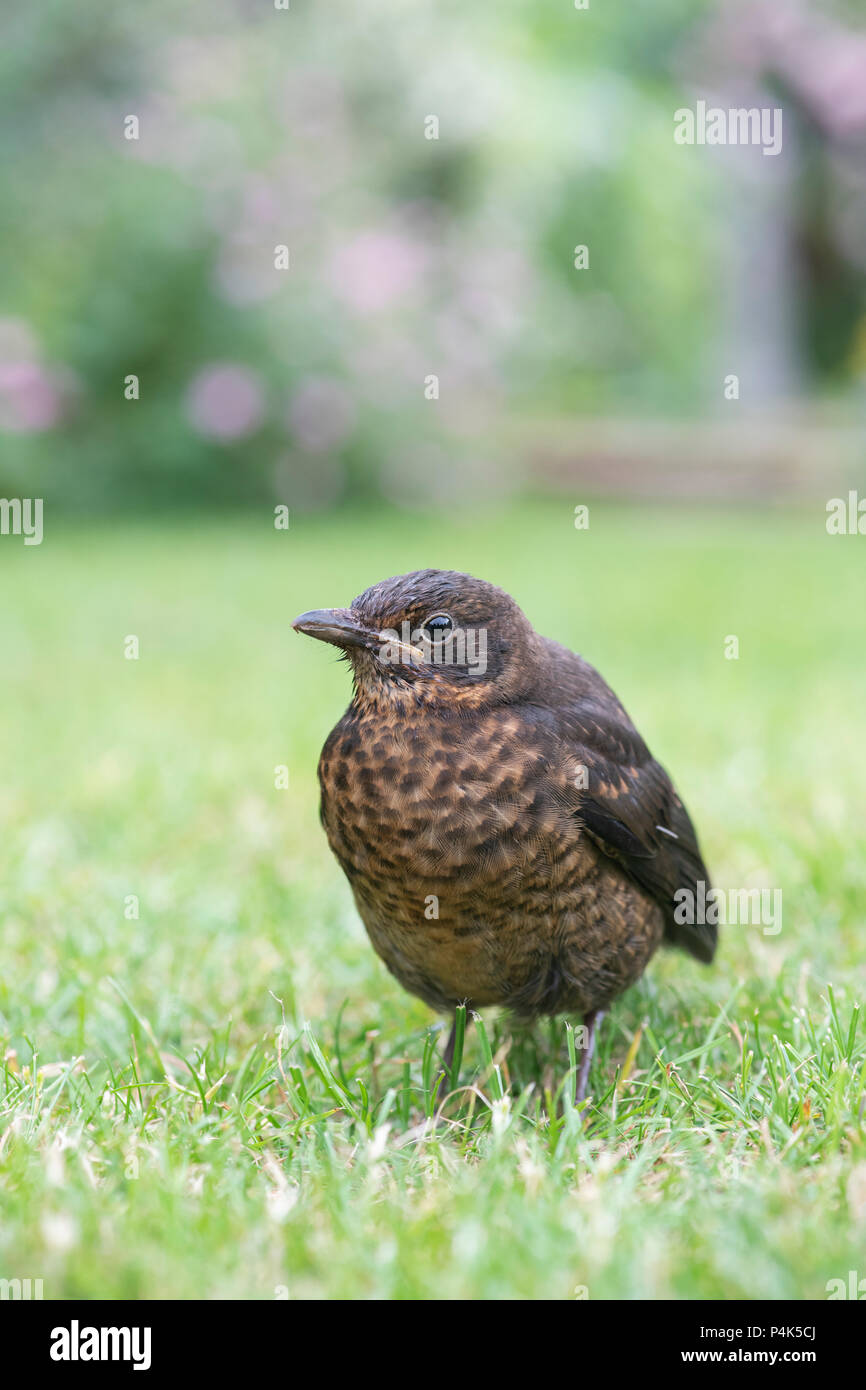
[441,1015,458,1075]
[575,1008,605,1105]
[434,1009,466,1101]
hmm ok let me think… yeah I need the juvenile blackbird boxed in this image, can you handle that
[293,570,715,1101]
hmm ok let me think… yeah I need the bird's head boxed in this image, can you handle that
[293,569,540,711]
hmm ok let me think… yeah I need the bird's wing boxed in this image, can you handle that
[535,639,716,964]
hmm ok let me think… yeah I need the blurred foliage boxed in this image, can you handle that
[1,0,864,512]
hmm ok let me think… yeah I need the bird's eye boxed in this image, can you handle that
[422,612,453,642]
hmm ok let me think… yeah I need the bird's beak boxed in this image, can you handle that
[292,607,375,652]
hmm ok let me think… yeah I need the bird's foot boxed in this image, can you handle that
[432,1005,469,1106]
[575,1008,605,1106]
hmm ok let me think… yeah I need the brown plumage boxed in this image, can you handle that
[293,569,715,1101]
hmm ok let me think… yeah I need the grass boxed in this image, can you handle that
[1,498,865,1300]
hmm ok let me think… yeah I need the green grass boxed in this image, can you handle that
[1,500,865,1300]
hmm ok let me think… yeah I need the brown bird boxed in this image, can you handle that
[293,570,715,1102]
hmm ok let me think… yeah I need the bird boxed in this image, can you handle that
[293,569,715,1103]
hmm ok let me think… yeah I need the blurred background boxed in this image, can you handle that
[2,0,865,515]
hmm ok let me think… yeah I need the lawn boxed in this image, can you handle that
[1,499,864,1300]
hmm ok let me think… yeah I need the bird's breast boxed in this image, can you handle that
[316,704,662,1014]
[318,705,573,888]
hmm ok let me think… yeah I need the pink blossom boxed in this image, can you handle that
[287,377,356,453]
[328,231,429,314]
[185,363,265,441]
[0,361,64,432]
